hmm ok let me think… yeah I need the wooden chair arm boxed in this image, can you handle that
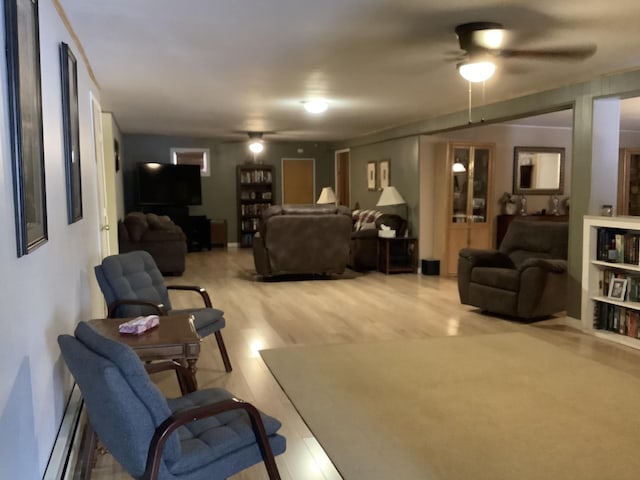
[107,300,168,318]
[143,398,281,480]
[166,285,213,308]
[144,361,196,395]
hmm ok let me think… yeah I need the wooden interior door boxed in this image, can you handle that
[336,150,350,207]
[282,158,314,204]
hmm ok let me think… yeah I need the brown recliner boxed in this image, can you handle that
[118,212,187,275]
[457,220,568,319]
[253,204,352,277]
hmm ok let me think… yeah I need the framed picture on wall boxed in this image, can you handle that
[379,159,390,189]
[367,161,377,191]
[60,42,83,224]
[5,0,48,255]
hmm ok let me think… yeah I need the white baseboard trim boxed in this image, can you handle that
[43,384,84,480]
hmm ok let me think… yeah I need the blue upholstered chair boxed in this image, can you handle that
[58,322,286,480]
[94,250,232,371]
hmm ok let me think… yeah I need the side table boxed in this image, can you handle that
[377,236,418,274]
[88,314,201,391]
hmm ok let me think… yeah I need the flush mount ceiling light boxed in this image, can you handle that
[457,60,496,83]
[303,99,328,114]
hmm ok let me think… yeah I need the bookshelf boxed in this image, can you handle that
[236,164,274,248]
[582,215,640,350]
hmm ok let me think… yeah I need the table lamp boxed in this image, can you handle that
[376,186,409,236]
[317,186,337,204]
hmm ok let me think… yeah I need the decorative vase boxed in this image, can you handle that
[505,202,517,215]
[519,196,527,215]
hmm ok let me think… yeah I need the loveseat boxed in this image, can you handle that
[457,219,568,319]
[253,204,352,277]
[117,212,187,275]
[349,209,407,271]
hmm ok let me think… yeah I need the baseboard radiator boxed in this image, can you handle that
[43,384,88,480]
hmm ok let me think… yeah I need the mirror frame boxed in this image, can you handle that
[513,146,565,195]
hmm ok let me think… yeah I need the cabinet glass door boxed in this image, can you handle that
[470,147,490,224]
[628,152,640,215]
[451,147,470,223]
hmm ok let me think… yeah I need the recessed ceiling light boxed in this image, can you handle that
[303,99,328,114]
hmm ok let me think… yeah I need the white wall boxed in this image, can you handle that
[0,1,102,477]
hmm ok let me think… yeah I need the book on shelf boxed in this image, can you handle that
[596,227,640,265]
[593,301,640,338]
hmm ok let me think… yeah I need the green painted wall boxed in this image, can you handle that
[349,137,420,235]
[122,134,335,242]
[333,69,640,319]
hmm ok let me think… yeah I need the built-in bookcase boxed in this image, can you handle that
[582,215,640,350]
[236,164,274,247]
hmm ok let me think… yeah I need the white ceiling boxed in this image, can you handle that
[58,0,640,142]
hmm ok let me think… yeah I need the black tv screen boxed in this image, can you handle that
[137,163,202,206]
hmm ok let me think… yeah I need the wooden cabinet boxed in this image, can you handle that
[617,148,640,215]
[582,215,640,350]
[434,142,494,276]
[237,164,274,248]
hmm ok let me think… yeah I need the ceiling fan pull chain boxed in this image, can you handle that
[468,81,472,124]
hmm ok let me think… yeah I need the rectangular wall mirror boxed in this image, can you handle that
[513,146,565,195]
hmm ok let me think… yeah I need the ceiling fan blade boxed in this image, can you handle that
[497,44,597,60]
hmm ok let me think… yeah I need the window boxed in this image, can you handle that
[170,148,210,176]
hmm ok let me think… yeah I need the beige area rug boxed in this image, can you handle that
[261,333,640,480]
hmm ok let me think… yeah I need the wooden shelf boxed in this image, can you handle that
[237,165,274,248]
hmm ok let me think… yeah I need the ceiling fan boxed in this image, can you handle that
[453,21,597,82]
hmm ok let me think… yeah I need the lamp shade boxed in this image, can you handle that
[317,186,337,204]
[452,161,467,172]
[457,61,496,83]
[376,186,406,206]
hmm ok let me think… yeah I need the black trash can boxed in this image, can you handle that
[421,258,440,276]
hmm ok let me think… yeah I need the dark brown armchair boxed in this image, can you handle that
[457,220,569,319]
[253,204,353,277]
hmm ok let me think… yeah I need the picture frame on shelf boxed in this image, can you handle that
[379,159,390,189]
[5,0,48,255]
[367,161,377,191]
[608,278,627,301]
[60,42,83,224]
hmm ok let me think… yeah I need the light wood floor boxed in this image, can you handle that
[91,248,640,480]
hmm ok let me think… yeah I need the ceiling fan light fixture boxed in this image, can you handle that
[248,140,264,154]
[473,28,504,49]
[303,99,328,114]
[458,61,496,83]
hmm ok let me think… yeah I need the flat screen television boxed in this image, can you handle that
[137,163,202,206]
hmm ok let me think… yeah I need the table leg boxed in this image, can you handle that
[185,358,199,391]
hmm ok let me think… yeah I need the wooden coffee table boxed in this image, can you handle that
[88,313,201,390]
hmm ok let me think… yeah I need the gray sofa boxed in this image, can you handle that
[118,212,187,275]
[457,220,568,319]
[253,204,352,277]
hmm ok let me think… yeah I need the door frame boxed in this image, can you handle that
[335,148,350,207]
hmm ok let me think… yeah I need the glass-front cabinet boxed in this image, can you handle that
[440,142,494,276]
[618,148,640,216]
[451,145,490,224]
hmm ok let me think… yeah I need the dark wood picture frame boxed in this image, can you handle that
[60,42,82,223]
[4,0,47,256]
